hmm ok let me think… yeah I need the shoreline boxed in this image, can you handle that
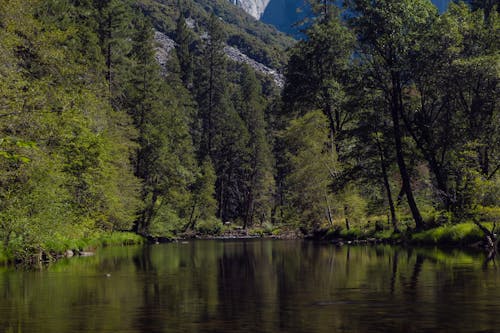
[1,221,496,266]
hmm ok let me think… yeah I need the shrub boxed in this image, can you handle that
[195,217,223,235]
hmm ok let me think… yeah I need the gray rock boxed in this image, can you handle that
[230,0,271,19]
[153,29,284,88]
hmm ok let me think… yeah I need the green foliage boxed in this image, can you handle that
[282,110,334,228]
[277,0,499,238]
[195,216,223,235]
[1,0,499,261]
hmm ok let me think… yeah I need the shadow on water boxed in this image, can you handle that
[0,241,499,333]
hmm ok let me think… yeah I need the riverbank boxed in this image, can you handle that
[0,232,145,265]
[310,221,496,250]
[1,221,496,265]
[157,221,496,251]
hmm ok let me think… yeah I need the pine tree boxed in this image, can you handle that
[238,65,275,228]
[175,13,196,88]
[93,0,133,109]
[195,13,227,159]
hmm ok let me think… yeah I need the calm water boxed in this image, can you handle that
[0,240,499,333]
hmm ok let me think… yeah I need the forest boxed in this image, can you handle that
[0,0,498,262]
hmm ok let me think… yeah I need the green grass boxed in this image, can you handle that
[321,220,490,247]
[339,228,365,240]
[42,231,145,256]
[83,232,145,250]
[411,222,485,245]
[373,229,403,241]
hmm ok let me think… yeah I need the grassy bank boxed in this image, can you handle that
[319,222,495,248]
[0,232,145,265]
[45,231,145,256]
[410,223,490,246]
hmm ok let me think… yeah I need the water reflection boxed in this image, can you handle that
[0,241,499,333]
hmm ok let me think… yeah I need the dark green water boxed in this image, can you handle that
[1,240,499,333]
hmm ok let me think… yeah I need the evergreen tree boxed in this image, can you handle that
[93,0,133,109]
[237,65,275,228]
[127,14,198,234]
[195,13,227,159]
[175,13,196,88]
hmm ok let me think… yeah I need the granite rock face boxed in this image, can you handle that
[230,0,271,19]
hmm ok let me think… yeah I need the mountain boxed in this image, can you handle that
[139,0,294,69]
[230,0,271,18]
[233,0,454,36]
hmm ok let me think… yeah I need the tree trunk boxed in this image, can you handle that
[376,138,399,232]
[391,73,424,230]
[244,190,254,230]
[325,194,334,226]
[344,205,350,230]
[218,178,225,222]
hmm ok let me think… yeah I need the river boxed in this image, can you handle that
[0,240,498,332]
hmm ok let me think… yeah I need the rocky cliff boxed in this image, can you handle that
[230,0,271,19]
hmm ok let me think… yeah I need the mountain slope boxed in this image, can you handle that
[138,0,295,69]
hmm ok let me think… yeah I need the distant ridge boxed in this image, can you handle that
[232,0,454,36]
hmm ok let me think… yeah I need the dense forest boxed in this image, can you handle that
[0,0,498,262]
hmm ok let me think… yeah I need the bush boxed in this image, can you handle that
[148,206,185,237]
[195,217,223,235]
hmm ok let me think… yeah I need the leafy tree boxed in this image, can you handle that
[283,110,336,229]
[346,0,440,229]
[283,10,354,153]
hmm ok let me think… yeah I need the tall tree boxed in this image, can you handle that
[196,13,227,159]
[237,65,275,228]
[283,9,354,153]
[93,0,133,109]
[175,13,196,88]
[346,0,439,229]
